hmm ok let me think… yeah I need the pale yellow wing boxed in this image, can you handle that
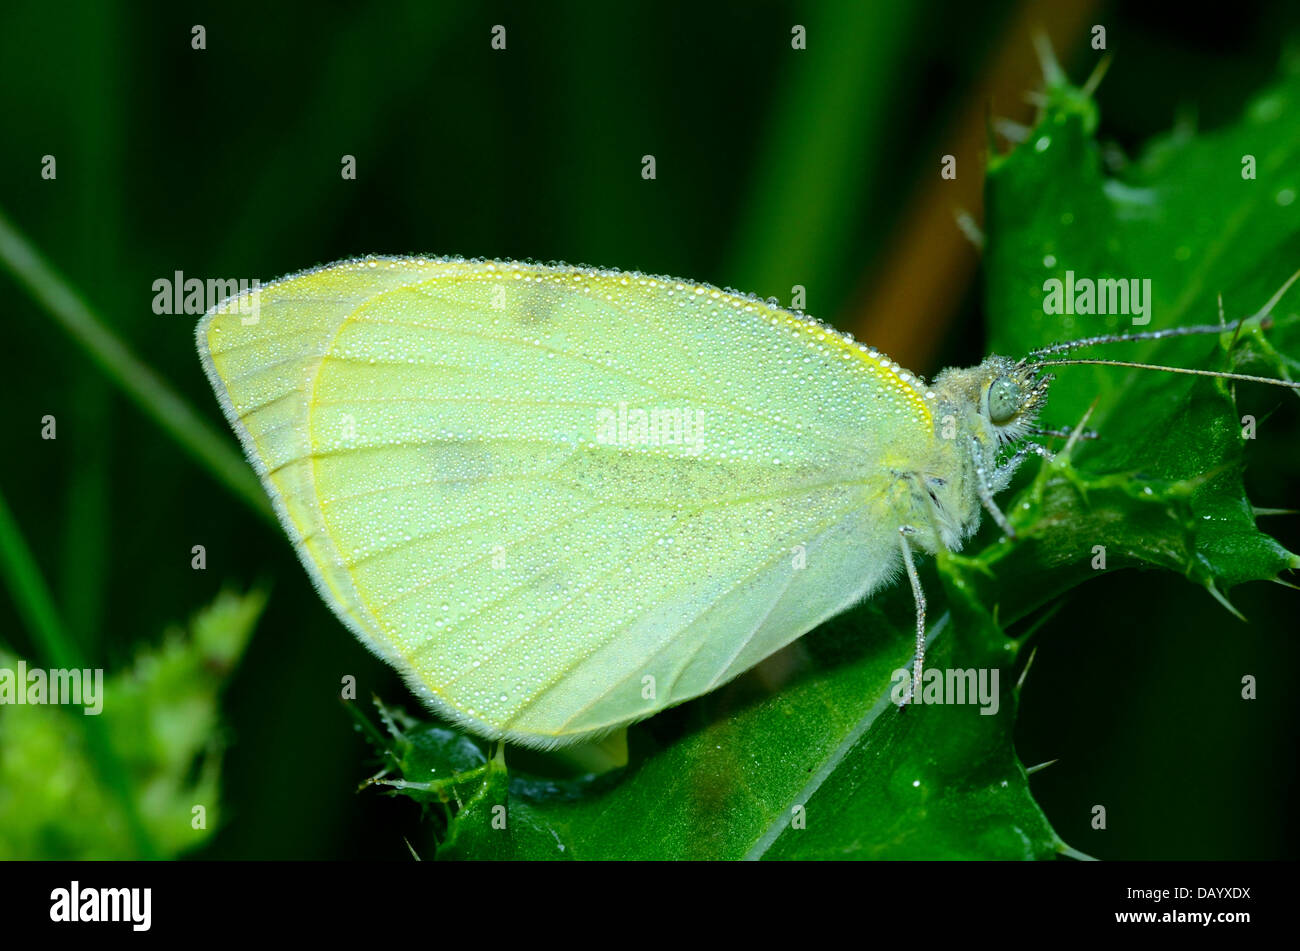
[197,257,935,747]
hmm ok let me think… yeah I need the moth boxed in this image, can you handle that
[197,257,1298,746]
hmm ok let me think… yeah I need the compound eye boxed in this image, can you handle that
[987,376,1022,425]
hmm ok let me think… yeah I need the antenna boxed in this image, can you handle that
[1026,320,1250,360]
[1023,267,1300,390]
[1030,357,1300,390]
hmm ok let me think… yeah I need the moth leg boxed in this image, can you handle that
[969,436,1017,539]
[999,441,1054,475]
[897,527,926,709]
[1030,424,1097,441]
[1023,441,1054,459]
[907,471,949,540]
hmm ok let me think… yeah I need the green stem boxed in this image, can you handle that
[0,207,273,523]
[0,487,78,668]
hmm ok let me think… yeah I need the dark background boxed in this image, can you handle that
[1,0,1297,858]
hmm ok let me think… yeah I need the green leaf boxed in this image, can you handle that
[982,60,1300,597]
[0,588,266,859]
[357,590,1061,860]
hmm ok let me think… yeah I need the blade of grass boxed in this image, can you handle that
[0,484,78,669]
[723,0,922,305]
[59,0,127,652]
[0,481,156,858]
[0,207,272,523]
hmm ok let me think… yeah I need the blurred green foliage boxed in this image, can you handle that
[0,588,264,858]
[1,1,1298,859]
